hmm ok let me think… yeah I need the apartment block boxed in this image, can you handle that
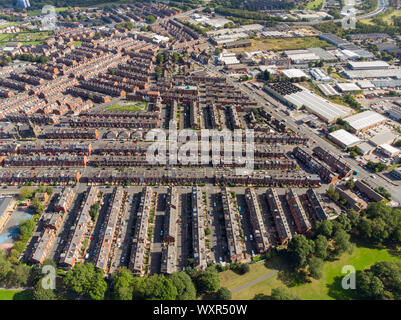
[192,186,207,269]
[221,187,243,262]
[245,188,271,253]
[129,187,153,276]
[265,188,292,245]
[163,187,178,244]
[293,147,338,184]
[285,189,311,234]
[59,186,98,269]
[313,146,354,178]
[160,244,177,275]
[306,189,328,221]
[95,187,124,272]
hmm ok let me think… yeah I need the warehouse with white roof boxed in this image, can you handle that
[264,82,352,123]
[282,69,309,79]
[348,61,390,70]
[344,111,387,133]
[284,90,352,123]
[336,82,361,92]
[329,129,361,148]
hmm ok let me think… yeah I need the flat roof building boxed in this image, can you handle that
[344,111,387,133]
[348,61,390,70]
[328,129,361,148]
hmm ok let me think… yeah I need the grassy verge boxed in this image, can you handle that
[305,0,324,10]
[0,289,32,300]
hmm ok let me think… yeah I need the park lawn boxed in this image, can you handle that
[361,8,401,25]
[305,0,323,10]
[105,102,148,112]
[0,31,52,46]
[226,245,401,300]
[0,289,31,300]
[228,37,330,53]
[220,256,282,291]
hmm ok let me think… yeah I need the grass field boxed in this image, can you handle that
[220,245,401,300]
[105,101,148,112]
[0,289,32,300]
[361,8,401,25]
[0,31,52,46]
[305,0,324,10]
[228,37,330,53]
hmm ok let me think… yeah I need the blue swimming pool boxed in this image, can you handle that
[0,211,33,245]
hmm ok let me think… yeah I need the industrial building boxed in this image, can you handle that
[344,111,387,133]
[264,82,352,123]
[347,61,390,70]
[328,129,361,149]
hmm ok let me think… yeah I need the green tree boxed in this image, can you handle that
[45,186,53,196]
[141,274,178,300]
[193,267,220,294]
[169,272,196,300]
[216,287,231,300]
[333,229,353,256]
[287,234,315,269]
[32,198,45,215]
[19,187,33,200]
[111,267,134,300]
[64,263,107,300]
[6,264,30,287]
[0,251,12,284]
[315,220,333,238]
[357,271,385,299]
[146,15,156,24]
[32,281,58,300]
[270,287,301,300]
[308,257,323,280]
[314,235,329,260]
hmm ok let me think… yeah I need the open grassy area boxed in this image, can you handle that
[228,37,330,53]
[0,31,52,46]
[305,0,324,10]
[0,289,32,300]
[105,101,148,112]
[220,245,401,300]
[220,257,282,291]
[361,8,401,25]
